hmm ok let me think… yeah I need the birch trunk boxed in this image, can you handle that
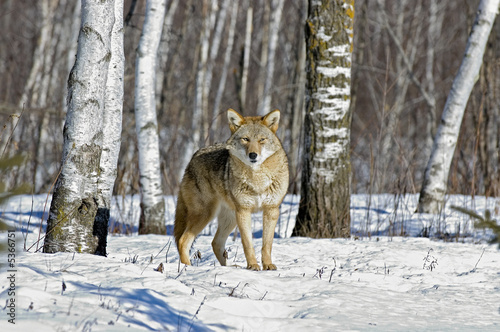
[293,0,354,238]
[44,0,115,254]
[418,0,499,214]
[135,0,167,234]
[94,0,124,255]
[34,0,79,192]
[258,0,284,115]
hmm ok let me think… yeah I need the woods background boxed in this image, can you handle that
[1,0,499,198]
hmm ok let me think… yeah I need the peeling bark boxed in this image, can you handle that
[293,0,354,238]
[44,0,123,255]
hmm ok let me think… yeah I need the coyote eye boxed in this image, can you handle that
[259,138,266,143]
[241,137,250,142]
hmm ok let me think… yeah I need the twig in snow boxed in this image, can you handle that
[175,264,187,279]
[329,258,337,283]
[313,266,327,279]
[473,248,486,271]
[141,241,171,275]
[189,296,207,332]
[423,248,438,271]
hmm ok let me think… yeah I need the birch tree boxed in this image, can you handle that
[94,0,124,255]
[135,0,167,234]
[292,0,354,238]
[418,0,499,214]
[258,0,285,115]
[44,0,123,255]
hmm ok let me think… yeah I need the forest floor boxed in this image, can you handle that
[0,194,499,331]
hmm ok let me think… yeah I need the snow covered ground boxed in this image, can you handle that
[1,194,499,331]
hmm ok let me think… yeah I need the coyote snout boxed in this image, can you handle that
[174,109,289,270]
[249,152,258,163]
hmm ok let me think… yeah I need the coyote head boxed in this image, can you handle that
[226,109,282,168]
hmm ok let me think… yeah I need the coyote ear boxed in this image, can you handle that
[262,109,280,133]
[227,108,245,133]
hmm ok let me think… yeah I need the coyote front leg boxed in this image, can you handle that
[235,209,260,270]
[262,206,279,270]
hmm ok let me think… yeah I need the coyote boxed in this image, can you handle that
[174,109,289,270]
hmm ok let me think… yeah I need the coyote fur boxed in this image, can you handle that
[174,109,289,270]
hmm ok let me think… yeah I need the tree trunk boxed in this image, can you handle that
[94,0,124,255]
[423,0,443,161]
[258,0,284,115]
[418,0,499,214]
[293,0,354,238]
[289,0,307,191]
[44,0,115,254]
[478,15,500,197]
[135,0,167,235]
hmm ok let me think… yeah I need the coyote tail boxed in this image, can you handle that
[173,194,187,246]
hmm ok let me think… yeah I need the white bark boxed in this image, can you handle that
[135,0,166,234]
[294,0,354,238]
[44,0,115,254]
[418,0,499,214]
[258,0,285,115]
[67,0,81,89]
[34,0,78,192]
[94,0,124,254]
[308,5,353,183]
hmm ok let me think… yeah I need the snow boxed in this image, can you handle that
[1,194,499,331]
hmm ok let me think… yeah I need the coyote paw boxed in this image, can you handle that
[263,263,277,270]
[247,263,261,271]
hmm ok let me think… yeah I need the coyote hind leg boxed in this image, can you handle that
[176,200,218,266]
[212,206,237,266]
